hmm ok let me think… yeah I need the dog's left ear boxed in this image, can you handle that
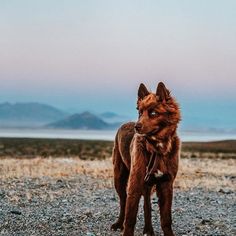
[138,83,149,99]
[156,82,170,102]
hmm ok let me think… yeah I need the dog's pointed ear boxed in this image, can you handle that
[156,82,170,102]
[138,83,149,99]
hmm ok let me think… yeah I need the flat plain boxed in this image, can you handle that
[0,138,235,236]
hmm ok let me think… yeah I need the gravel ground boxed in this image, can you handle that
[0,174,235,236]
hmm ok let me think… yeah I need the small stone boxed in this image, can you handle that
[0,190,5,198]
[152,199,158,204]
[110,196,116,201]
[10,210,22,215]
[84,211,93,217]
[218,188,234,194]
[86,232,95,236]
[201,219,211,225]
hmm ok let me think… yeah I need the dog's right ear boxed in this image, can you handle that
[156,82,170,102]
[138,83,149,99]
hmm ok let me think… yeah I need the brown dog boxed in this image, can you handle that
[111,82,181,236]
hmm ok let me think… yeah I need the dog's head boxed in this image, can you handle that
[135,82,181,138]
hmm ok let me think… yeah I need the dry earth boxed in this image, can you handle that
[0,157,235,236]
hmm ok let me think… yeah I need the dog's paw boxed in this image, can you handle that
[143,232,155,236]
[143,227,155,236]
[163,228,175,236]
[111,221,124,231]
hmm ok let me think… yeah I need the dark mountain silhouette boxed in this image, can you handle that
[0,102,67,127]
[46,112,116,130]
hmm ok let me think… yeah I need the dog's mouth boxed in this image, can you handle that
[147,121,168,136]
[135,121,167,136]
[144,123,167,136]
[135,126,160,137]
[145,127,160,136]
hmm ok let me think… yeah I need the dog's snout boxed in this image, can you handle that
[134,122,142,131]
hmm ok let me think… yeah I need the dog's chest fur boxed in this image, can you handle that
[133,134,173,174]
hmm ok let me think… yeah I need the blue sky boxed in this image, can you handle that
[0,1,236,129]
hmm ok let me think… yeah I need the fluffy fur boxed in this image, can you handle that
[111,82,181,236]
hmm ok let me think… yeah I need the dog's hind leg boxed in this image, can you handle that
[111,145,129,231]
[143,186,155,236]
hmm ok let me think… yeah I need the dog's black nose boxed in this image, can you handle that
[134,122,142,132]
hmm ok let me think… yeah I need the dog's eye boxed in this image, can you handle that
[149,110,158,117]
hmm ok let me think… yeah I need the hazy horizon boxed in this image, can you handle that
[1,1,236,130]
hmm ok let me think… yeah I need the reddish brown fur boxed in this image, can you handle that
[111,82,181,236]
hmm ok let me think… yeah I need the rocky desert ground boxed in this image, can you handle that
[0,156,235,236]
[0,138,235,235]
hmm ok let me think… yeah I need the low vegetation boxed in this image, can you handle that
[0,138,113,160]
[0,137,235,190]
[0,138,236,159]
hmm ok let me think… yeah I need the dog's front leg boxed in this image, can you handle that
[123,173,142,236]
[123,189,141,236]
[156,180,175,236]
[123,156,145,235]
[143,186,155,236]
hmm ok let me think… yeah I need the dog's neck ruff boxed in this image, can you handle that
[144,125,177,154]
[145,135,170,154]
[143,132,176,186]
[147,135,163,148]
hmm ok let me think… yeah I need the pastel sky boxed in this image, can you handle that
[0,1,236,126]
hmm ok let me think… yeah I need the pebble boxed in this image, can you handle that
[218,188,234,194]
[10,210,22,215]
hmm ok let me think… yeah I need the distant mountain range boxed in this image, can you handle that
[46,112,120,130]
[0,102,123,129]
[0,102,68,127]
